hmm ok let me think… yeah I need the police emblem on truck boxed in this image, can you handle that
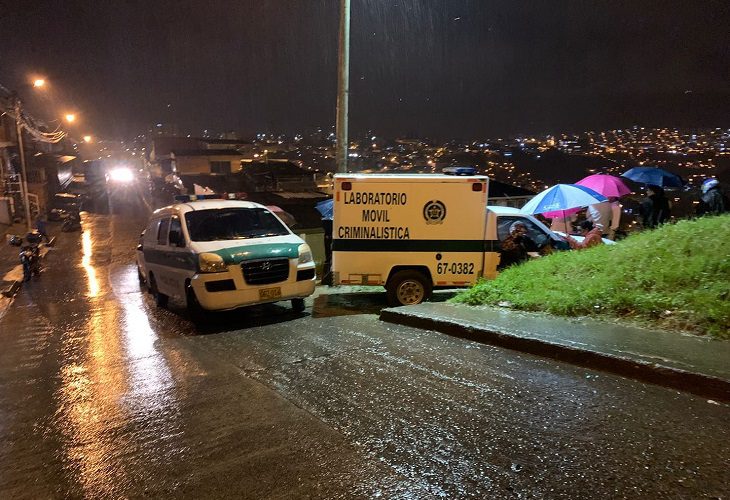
[423,200,446,224]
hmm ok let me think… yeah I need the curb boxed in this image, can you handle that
[379,309,730,403]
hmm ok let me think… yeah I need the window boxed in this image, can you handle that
[497,216,550,247]
[168,216,184,247]
[184,208,289,242]
[145,220,160,244]
[210,161,231,174]
[157,218,170,245]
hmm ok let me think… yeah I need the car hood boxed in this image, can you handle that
[190,235,303,264]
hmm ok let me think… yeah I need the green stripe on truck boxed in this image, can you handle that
[333,239,497,252]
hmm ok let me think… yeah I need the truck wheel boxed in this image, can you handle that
[291,298,305,312]
[186,284,206,324]
[386,270,432,306]
[149,275,168,308]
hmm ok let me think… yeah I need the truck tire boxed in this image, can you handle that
[149,275,168,308]
[386,270,432,306]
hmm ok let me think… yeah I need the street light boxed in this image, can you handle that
[65,113,76,123]
[83,135,92,143]
[32,79,45,89]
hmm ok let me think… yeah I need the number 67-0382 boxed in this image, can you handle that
[436,262,474,275]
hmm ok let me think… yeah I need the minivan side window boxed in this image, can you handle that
[168,216,184,247]
[145,220,160,245]
[497,216,550,247]
[157,218,171,245]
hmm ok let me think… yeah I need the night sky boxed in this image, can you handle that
[2,0,729,139]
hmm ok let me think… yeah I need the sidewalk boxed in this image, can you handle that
[0,222,55,298]
[380,302,730,402]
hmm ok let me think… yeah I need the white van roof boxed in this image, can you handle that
[152,199,265,217]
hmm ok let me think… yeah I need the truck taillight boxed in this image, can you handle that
[341,182,352,191]
[472,183,484,192]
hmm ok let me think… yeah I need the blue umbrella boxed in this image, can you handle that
[315,198,333,220]
[521,184,607,215]
[621,167,683,188]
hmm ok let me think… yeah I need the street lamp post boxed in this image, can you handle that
[335,0,351,173]
[12,94,33,232]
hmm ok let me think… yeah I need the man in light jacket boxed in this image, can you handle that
[587,197,621,239]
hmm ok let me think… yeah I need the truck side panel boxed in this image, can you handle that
[332,175,490,286]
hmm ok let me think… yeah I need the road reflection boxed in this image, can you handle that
[57,222,186,495]
[81,231,100,298]
[59,305,128,495]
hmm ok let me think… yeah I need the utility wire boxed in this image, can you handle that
[1,82,68,144]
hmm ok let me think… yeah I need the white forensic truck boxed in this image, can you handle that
[331,171,567,306]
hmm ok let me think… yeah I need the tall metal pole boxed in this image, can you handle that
[335,0,351,173]
[13,96,33,232]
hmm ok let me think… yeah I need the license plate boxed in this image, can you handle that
[259,287,282,300]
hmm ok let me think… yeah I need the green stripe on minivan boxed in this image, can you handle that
[211,242,300,264]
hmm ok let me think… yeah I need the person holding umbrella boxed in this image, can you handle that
[576,174,631,240]
[697,178,726,216]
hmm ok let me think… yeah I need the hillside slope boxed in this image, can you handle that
[454,215,730,338]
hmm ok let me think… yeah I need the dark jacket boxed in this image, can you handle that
[498,234,539,270]
[640,192,670,228]
[698,187,726,216]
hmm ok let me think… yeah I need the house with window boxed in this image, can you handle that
[147,137,255,177]
[170,149,250,176]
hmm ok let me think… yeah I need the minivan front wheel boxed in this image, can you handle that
[186,283,206,324]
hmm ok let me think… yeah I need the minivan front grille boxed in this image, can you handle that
[242,258,289,285]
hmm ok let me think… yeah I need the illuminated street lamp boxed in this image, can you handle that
[65,113,76,123]
[83,135,92,143]
[32,79,45,88]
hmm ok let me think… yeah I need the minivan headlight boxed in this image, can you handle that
[199,252,227,273]
[298,244,313,265]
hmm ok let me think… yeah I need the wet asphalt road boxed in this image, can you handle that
[1,210,729,499]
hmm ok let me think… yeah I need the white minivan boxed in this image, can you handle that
[138,195,316,318]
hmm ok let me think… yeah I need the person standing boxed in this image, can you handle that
[640,185,670,229]
[697,178,726,216]
[587,201,610,237]
[608,197,621,240]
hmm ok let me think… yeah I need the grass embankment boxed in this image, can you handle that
[453,215,730,338]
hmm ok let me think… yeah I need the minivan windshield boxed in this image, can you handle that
[184,208,289,242]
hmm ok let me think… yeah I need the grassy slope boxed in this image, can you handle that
[453,215,730,338]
